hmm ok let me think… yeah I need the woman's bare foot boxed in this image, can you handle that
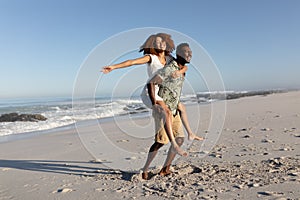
[188,133,204,141]
[172,144,188,157]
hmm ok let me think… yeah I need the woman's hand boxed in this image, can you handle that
[171,70,181,78]
[101,66,114,74]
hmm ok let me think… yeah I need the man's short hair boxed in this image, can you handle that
[176,43,190,55]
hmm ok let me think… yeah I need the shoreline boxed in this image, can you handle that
[0,110,152,144]
[0,89,292,143]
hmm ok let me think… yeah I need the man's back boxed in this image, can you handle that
[157,60,185,114]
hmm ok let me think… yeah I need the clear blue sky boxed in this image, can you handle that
[1,0,299,99]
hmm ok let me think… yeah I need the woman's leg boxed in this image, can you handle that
[177,102,204,141]
[156,101,187,156]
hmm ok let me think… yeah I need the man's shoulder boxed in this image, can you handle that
[166,55,175,64]
[168,60,179,68]
[156,60,179,79]
[163,60,179,72]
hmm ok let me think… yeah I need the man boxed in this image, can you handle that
[142,43,193,180]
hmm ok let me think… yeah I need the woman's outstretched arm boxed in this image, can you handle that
[101,55,151,73]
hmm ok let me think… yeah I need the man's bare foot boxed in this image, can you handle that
[172,144,188,157]
[159,167,173,176]
[188,133,204,141]
[142,172,148,180]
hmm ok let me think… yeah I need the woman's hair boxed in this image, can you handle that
[139,33,175,56]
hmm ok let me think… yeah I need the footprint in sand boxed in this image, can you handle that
[125,156,137,160]
[116,139,129,143]
[53,188,73,193]
[257,191,284,197]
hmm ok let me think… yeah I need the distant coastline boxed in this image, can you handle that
[196,89,290,102]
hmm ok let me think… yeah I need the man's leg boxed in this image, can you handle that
[159,137,184,176]
[142,142,164,180]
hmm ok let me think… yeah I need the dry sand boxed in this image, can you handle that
[0,91,299,200]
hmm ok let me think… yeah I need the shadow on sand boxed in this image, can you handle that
[0,159,136,181]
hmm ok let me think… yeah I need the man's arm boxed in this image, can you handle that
[147,75,163,106]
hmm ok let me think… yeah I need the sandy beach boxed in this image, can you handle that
[0,91,299,200]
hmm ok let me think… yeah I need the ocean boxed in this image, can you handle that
[0,96,148,137]
[0,90,284,138]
